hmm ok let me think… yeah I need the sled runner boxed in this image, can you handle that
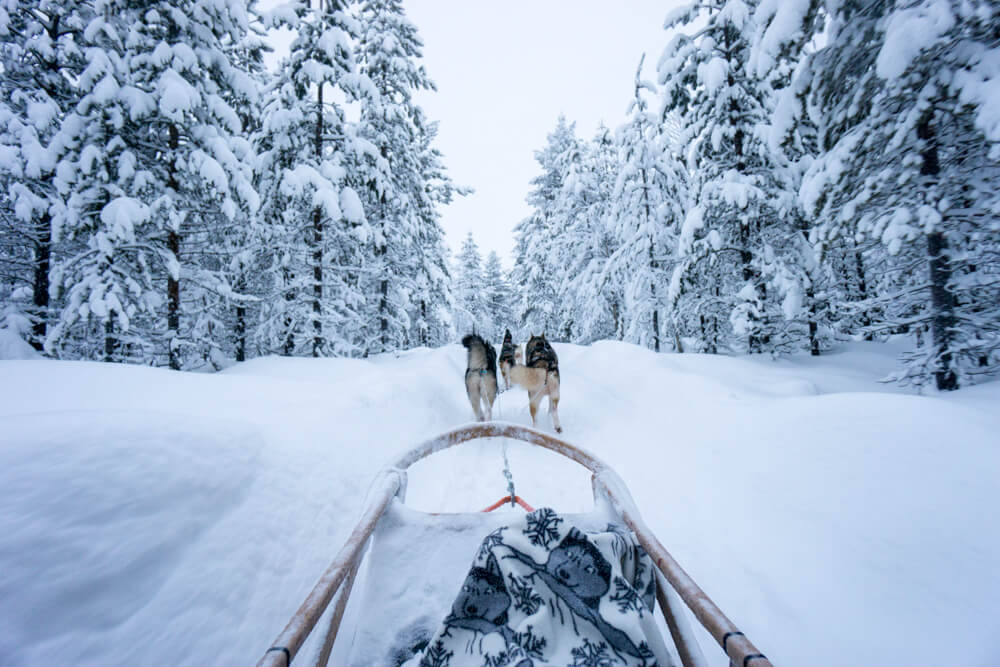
[255,422,772,667]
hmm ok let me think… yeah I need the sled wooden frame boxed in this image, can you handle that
[256,422,773,667]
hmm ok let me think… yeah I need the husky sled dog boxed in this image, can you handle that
[462,333,498,422]
[498,328,516,390]
[507,333,562,433]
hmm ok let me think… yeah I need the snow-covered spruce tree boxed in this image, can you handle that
[762,1,884,345]
[609,57,688,352]
[748,0,837,356]
[354,0,436,354]
[255,0,369,358]
[555,125,622,344]
[407,119,460,348]
[660,0,799,354]
[47,5,160,363]
[511,115,578,339]
[0,0,89,350]
[543,129,587,342]
[482,250,512,343]
[218,8,269,363]
[452,231,485,337]
[800,0,1000,389]
[176,9,264,369]
[50,0,260,369]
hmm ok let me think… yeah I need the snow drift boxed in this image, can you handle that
[1,342,998,666]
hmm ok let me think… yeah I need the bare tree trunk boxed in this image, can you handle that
[104,315,115,362]
[167,124,181,370]
[30,214,52,351]
[377,147,390,352]
[638,167,661,352]
[798,214,820,356]
[312,206,323,357]
[312,78,324,357]
[853,247,873,340]
[379,276,388,348]
[649,243,660,352]
[235,304,246,362]
[28,14,66,352]
[420,301,428,347]
[282,266,295,356]
[611,299,621,340]
[918,110,957,391]
[807,286,820,356]
[928,231,957,390]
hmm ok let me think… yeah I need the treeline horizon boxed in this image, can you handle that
[452,0,999,392]
[3,0,999,392]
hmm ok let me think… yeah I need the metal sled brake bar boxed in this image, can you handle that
[255,422,772,667]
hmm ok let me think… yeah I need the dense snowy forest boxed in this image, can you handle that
[0,0,460,367]
[2,0,999,390]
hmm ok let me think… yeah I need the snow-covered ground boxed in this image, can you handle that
[1,342,998,666]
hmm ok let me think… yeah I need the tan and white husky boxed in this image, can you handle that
[506,333,562,433]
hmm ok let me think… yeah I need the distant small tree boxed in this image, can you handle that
[482,251,512,342]
[452,232,485,336]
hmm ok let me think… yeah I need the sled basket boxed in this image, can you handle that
[255,422,772,667]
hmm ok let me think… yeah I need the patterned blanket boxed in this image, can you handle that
[406,508,671,667]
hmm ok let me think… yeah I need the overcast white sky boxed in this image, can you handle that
[262,1,685,266]
[404,1,683,266]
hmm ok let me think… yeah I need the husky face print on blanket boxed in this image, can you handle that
[447,553,511,635]
[505,528,644,659]
[409,510,669,667]
[541,529,611,604]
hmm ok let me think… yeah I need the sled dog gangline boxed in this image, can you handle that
[255,421,772,667]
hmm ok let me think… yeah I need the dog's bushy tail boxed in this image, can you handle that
[462,333,498,375]
[526,335,558,371]
[485,341,497,375]
[499,329,516,364]
[461,333,483,349]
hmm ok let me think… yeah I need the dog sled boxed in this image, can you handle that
[255,422,772,667]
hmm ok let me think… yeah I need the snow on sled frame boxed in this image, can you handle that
[255,422,772,667]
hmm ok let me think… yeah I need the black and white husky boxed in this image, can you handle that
[462,333,498,422]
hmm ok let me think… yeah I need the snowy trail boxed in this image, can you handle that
[1,343,999,666]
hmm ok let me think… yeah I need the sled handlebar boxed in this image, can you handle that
[257,422,772,667]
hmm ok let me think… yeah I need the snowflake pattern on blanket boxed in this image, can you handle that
[409,509,665,667]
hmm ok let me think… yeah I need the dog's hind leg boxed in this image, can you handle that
[528,391,542,428]
[549,396,562,433]
[467,377,484,421]
[484,375,497,421]
[548,378,562,433]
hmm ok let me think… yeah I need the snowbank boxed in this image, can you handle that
[0,342,998,666]
[0,327,40,360]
